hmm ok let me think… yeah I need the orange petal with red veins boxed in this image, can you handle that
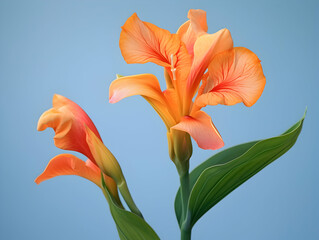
[171,111,224,150]
[187,29,233,99]
[35,154,102,187]
[171,43,192,96]
[120,13,180,67]
[196,72,210,97]
[177,9,208,55]
[109,74,177,128]
[120,13,191,97]
[37,95,101,162]
[196,47,266,107]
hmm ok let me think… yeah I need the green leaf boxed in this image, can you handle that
[175,111,306,228]
[101,178,160,240]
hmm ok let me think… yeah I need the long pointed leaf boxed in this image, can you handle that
[175,111,305,227]
[174,141,257,227]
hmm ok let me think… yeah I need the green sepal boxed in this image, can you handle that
[175,110,306,228]
[101,176,160,240]
[116,74,124,79]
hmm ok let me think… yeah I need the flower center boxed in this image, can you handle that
[170,54,177,80]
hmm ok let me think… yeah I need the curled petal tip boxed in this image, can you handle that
[52,94,67,106]
[34,178,41,185]
[109,96,116,104]
[37,108,60,132]
[109,91,120,103]
[37,122,44,132]
[53,93,62,99]
[38,94,102,160]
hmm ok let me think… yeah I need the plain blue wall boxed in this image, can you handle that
[1,0,318,239]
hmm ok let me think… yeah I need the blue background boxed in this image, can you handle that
[1,0,318,239]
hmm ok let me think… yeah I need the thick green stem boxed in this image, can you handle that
[171,130,193,239]
[179,170,190,221]
[181,225,191,240]
[177,163,192,240]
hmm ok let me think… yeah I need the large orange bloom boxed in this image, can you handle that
[109,9,265,161]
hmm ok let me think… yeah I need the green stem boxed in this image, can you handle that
[181,225,191,240]
[100,173,124,209]
[177,163,192,240]
[179,170,190,221]
[118,181,143,219]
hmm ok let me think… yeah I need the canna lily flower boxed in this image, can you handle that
[35,94,142,217]
[35,94,120,202]
[109,9,265,169]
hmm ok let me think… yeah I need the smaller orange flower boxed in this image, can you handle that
[36,94,143,217]
[36,95,120,205]
[37,94,102,163]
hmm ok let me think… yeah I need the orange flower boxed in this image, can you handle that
[109,9,265,164]
[35,94,120,202]
[36,94,142,217]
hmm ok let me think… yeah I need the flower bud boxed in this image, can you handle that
[85,126,124,185]
[167,129,193,174]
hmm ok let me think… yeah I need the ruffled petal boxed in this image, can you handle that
[109,74,177,128]
[195,47,266,107]
[171,111,224,150]
[37,95,100,162]
[119,13,192,98]
[177,9,208,56]
[186,29,233,99]
[35,154,120,202]
[35,154,102,187]
[120,13,181,67]
[53,94,101,140]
